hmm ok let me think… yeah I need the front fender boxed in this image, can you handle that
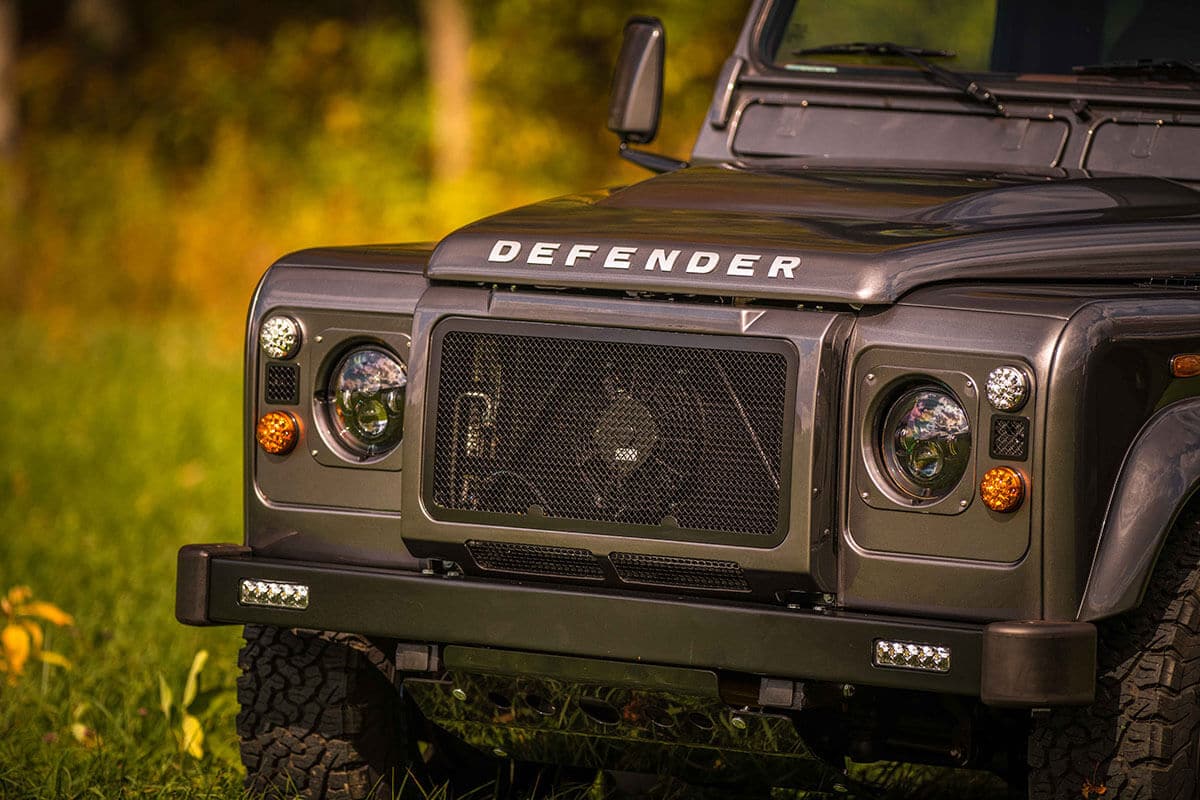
[1078,398,1200,621]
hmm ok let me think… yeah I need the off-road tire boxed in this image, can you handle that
[1028,506,1200,799]
[236,625,408,799]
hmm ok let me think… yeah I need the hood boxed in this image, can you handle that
[427,164,1200,304]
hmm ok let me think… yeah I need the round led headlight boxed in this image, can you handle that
[325,346,407,457]
[881,386,972,500]
[260,315,301,360]
[986,366,1028,412]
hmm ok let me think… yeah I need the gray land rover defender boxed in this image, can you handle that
[176,1,1200,797]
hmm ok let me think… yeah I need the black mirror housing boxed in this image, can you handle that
[608,17,664,145]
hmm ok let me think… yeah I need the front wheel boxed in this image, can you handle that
[236,626,497,799]
[1028,506,1200,798]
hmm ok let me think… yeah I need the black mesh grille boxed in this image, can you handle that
[990,416,1030,461]
[610,552,750,592]
[467,540,603,579]
[265,364,299,405]
[429,323,790,538]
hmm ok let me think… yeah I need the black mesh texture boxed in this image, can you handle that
[429,326,789,537]
[467,540,603,579]
[610,552,750,592]
[990,416,1030,461]
[264,363,299,405]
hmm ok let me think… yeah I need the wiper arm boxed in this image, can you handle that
[1074,59,1200,81]
[793,41,1005,116]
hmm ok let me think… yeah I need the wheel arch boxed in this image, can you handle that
[1077,397,1200,622]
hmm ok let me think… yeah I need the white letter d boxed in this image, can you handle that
[488,240,521,263]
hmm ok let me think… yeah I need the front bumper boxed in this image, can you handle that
[177,543,1095,707]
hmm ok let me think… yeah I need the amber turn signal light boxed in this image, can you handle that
[256,411,299,455]
[1171,354,1200,378]
[980,466,1024,513]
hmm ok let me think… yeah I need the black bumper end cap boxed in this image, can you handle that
[981,620,1096,707]
[176,543,251,626]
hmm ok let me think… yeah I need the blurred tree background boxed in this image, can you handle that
[0,6,745,794]
[0,0,748,325]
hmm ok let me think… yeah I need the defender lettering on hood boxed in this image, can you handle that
[427,167,1200,304]
[486,239,801,280]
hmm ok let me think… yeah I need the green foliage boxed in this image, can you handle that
[0,317,244,798]
[158,649,238,762]
[2,2,747,326]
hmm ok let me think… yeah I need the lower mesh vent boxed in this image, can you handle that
[466,540,603,580]
[610,552,750,592]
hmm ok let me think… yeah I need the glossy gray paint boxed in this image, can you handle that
[243,259,428,570]
[694,0,1200,177]
[1041,298,1200,620]
[426,167,1200,306]
[837,299,1064,621]
[241,243,1200,625]
[397,285,850,595]
[1078,399,1200,622]
[212,0,1200,667]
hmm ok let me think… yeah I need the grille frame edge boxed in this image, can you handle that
[421,316,799,549]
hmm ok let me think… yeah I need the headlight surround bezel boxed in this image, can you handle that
[855,364,980,516]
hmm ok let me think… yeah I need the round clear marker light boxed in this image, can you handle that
[986,366,1028,412]
[325,346,407,457]
[260,316,301,360]
[881,387,972,500]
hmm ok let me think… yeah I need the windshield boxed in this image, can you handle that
[774,0,1200,77]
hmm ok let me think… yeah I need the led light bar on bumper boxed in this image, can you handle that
[239,579,309,609]
[873,639,952,673]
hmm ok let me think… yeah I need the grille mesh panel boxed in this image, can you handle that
[467,540,603,579]
[990,416,1029,461]
[264,364,300,405]
[429,324,789,538]
[610,552,750,592]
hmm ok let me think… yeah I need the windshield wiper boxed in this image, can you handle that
[793,41,1005,115]
[1074,59,1200,81]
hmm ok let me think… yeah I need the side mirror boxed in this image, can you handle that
[607,17,664,145]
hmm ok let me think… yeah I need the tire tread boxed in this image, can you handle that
[1029,506,1200,799]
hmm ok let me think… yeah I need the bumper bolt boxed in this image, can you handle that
[451,688,468,701]
[842,684,856,698]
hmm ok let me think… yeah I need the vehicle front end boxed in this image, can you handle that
[177,1,1200,796]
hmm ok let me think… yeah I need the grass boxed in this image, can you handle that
[0,315,245,798]
[0,314,1009,799]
